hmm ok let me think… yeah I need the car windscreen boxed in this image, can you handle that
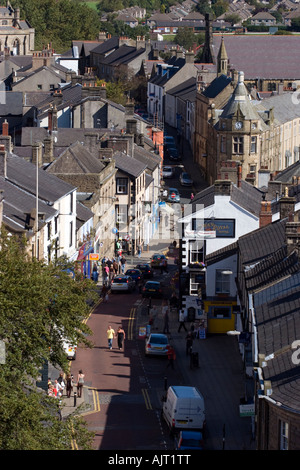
[114,278,128,283]
[150,336,168,344]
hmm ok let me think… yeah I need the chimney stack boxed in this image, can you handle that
[279,186,295,220]
[259,199,272,228]
[2,120,9,136]
[0,145,7,178]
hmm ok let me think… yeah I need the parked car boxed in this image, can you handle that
[125,268,143,284]
[135,263,154,279]
[175,431,204,450]
[164,136,175,146]
[150,253,167,269]
[167,188,180,203]
[162,166,175,179]
[179,172,193,186]
[167,146,180,160]
[145,333,169,356]
[111,275,135,293]
[142,280,163,298]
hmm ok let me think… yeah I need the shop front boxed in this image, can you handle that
[205,298,237,334]
[76,240,94,278]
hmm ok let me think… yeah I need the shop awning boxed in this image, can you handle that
[159,202,175,215]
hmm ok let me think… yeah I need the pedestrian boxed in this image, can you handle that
[138,245,142,258]
[185,331,193,356]
[121,256,126,274]
[166,345,176,370]
[178,310,187,332]
[170,292,179,309]
[113,259,118,277]
[104,264,110,284]
[101,284,108,299]
[117,326,126,350]
[54,379,63,397]
[66,374,73,398]
[163,307,170,334]
[107,325,116,350]
[190,192,194,201]
[57,372,65,395]
[77,370,85,398]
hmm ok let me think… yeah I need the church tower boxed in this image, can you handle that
[217,37,228,77]
[200,13,215,64]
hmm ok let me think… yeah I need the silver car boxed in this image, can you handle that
[162,166,175,179]
[180,172,193,186]
[145,333,170,356]
[111,275,135,293]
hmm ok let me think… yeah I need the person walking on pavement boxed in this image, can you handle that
[117,326,126,350]
[66,374,73,398]
[107,325,116,350]
[163,307,170,334]
[77,370,85,398]
[185,331,193,356]
[166,345,176,370]
[178,310,187,332]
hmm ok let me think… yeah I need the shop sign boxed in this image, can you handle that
[239,403,255,417]
[89,253,99,261]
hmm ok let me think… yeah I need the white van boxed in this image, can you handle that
[162,386,205,431]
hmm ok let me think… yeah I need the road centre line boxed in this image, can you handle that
[142,388,152,410]
[128,308,136,340]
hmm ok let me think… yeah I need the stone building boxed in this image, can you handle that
[0,2,34,56]
[194,67,300,187]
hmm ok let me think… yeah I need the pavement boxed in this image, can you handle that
[54,238,256,450]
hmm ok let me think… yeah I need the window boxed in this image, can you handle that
[47,222,52,241]
[220,135,226,153]
[268,82,276,92]
[279,421,289,450]
[37,84,42,90]
[215,269,231,294]
[189,240,204,264]
[233,136,243,154]
[116,178,128,194]
[69,221,73,247]
[70,194,73,214]
[116,205,127,226]
[190,272,205,295]
[251,136,257,153]
[249,164,256,174]
[209,306,231,318]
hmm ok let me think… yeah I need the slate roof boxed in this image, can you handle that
[253,273,300,412]
[167,76,197,101]
[113,152,146,178]
[0,91,23,115]
[46,141,105,175]
[205,241,238,266]
[238,218,287,267]
[89,36,120,55]
[202,73,232,99]
[133,145,161,172]
[191,179,264,217]
[0,176,57,233]
[6,152,75,204]
[244,245,300,292]
[212,35,300,80]
[101,44,146,66]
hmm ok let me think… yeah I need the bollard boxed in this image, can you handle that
[74,391,77,407]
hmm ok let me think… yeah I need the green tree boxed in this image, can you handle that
[0,228,98,449]
[11,0,100,52]
[174,26,197,50]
